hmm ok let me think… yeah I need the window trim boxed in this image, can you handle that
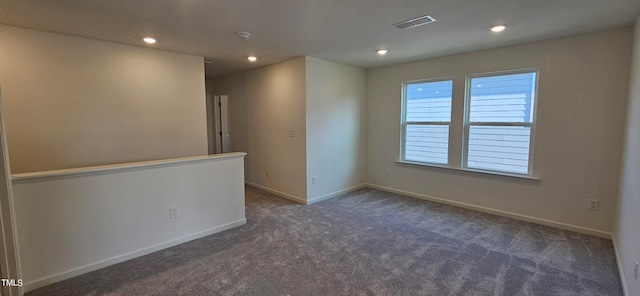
[462,68,539,177]
[395,159,540,181]
[400,77,454,166]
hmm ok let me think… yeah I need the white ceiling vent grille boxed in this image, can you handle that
[393,15,436,29]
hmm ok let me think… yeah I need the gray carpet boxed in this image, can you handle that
[26,186,622,295]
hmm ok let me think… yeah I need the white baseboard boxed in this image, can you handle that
[23,218,247,292]
[307,184,367,204]
[244,181,611,239]
[245,181,366,205]
[611,234,629,296]
[244,181,307,204]
[366,183,613,239]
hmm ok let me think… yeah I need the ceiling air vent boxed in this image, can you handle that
[393,15,436,29]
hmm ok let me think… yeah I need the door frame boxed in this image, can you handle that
[0,86,22,296]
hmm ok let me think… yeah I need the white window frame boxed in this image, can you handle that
[462,69,539,177]
[400,77,454,166]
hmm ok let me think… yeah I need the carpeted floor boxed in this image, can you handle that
[26,186,622,295]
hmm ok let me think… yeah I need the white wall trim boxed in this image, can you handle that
[612,233,629,296]
[245,182,307,204]
[245,182,366,205]
[23,218,247,292]
[366,183,613,239]
[244,181,613,239]
[13,153,247,184]
[307,184,367,204]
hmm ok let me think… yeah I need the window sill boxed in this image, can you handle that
[396,160,540,182]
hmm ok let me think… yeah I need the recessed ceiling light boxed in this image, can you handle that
[143,37,156,44]
[490,25,506,33]
[248,56,257,62]
[377,49,388,55]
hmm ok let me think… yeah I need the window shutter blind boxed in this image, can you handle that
[466,72,536,174]
[403,80,452,165]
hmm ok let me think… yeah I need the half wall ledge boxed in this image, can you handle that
[12,152,247,183]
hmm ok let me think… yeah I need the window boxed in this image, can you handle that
[464,71,537,175]
[399,69,538,178]
[401,79,453,165]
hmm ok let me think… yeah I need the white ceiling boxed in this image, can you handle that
[1,0,639,79]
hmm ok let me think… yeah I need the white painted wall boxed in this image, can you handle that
[366,27,632,234]
[0,25,208,173]
[614,17,640,296]
[12,153,247,292]
[208,58,308,201]
[305,57,366,202]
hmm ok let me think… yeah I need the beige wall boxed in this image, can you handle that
[0,25,208,173]
[614,17,640,296]
[305,57,366,201]
[208,57,366,202]
[209,57,308,200]
[366,27,632,234]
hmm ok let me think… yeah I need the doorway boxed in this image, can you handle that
[212,93,231,154]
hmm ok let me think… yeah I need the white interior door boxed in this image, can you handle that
[213,94,231,154]
[219,94,230,153]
